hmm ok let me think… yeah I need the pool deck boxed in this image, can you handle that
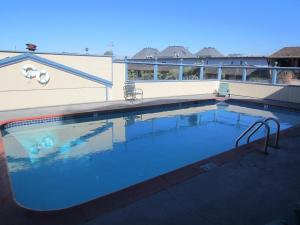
[1,94,300,122]
[0,94,215,121]
[85,127,300,225]
[1,95,300,225]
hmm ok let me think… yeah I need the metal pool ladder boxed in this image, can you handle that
[235,117,280,154]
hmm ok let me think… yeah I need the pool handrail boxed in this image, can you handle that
[246,117,280,149]
[235,120,270,154]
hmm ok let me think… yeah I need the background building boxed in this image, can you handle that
[268,47,300,67]
[129,46,268,67]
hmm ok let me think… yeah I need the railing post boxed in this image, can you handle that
[154,58,158,80]
[242,62,247,82]
[272,63,278,85]
[217,64,222,80]
[200,65,204,80]
[124,56,128,81]
[179,59,183,80]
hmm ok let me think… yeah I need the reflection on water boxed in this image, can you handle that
[3,103,300,210]
[5,120,113,171]
[5,104,300,173]
[29,136,54,154]
[58,122,113,154]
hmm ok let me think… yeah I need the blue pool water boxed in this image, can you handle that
[2,102,300,210]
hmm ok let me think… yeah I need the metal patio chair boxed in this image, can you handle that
[123,81,143,102]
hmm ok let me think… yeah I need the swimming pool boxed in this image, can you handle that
[2,100,300,211]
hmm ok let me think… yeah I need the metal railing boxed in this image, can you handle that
[246,117,280,148]
[235,117,281,154]
[235,120,271,154]
[120,60,300,86]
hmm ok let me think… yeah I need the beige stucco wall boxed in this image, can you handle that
[227,82,300,103]
[134,81,219,99]
[110,62,126,100]
[0,52,20,60]
[110,62,218,100]
[0,52,113,82]
[2,52,300,111]
[0,59,218,110]
[39,54,113,81]
[0,60,107,111]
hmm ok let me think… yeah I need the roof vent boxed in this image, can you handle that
[26,43,37,52]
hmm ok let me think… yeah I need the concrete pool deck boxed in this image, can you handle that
[84,127,300,225]
[1,94,300,122]
[0,94,216,121]
[0,95,300,225]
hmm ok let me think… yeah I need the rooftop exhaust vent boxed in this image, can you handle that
[26,43,37,52]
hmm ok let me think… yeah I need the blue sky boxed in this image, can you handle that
[1,0,299,57]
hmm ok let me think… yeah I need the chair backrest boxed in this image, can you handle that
[218,82,229,92]
[124,81,136,93]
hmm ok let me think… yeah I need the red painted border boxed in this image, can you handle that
[0,113,65,127]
